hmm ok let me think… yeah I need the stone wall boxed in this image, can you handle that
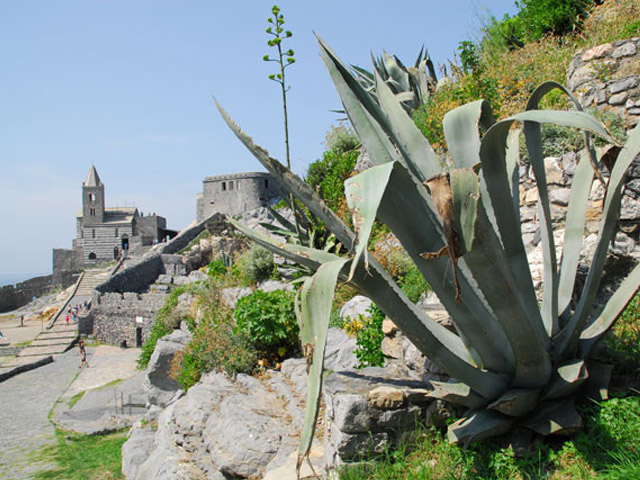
[568,37,640,125]
[198,172,283,220]
[52,248,83,286]
[0,275,54,313]
[96,254,165,294]
[91,291,167,346]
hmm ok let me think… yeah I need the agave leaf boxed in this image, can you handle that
[450,168,480,255]
[318,36,400,168]
[511,110,617,144]
[447,410,513,445]
[267,204,298,233]
[556,122,640,359]
[344,162,393,280]
[297,258,349,472]
[522,398,582,436]
[487,388,541,417]
[505,126,522,222]
[522,118,560,337]
[215,99,355,250]
[579,262,640,357]
[464,202,553,387]
[558,152,595,319]
[443,100,496,169]
[358,161,516,372]
[428,380,489,409]
[579,362,612,402]
[480,119,551,352]
[383,52,410,92]
[373,67,441,181]
[542,359,588,400]
[230,219,340,268]
[354,255,510,398]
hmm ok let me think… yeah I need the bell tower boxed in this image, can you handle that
[82,165,105,225]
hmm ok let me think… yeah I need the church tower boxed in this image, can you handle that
[82,165,105,225]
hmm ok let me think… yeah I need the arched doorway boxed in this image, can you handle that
[88,252,97,260]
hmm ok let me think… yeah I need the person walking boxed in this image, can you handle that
[78,339,89,368]
[65,313,69,325]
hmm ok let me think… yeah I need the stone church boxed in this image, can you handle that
[53,166,175,283]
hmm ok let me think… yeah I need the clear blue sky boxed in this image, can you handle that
[0,0,518,280]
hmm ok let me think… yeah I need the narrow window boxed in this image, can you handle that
[89,207,96,216]
[236,180,241,189]
[89,193,96,202]
[115,228,119,237]
[92,229,96,239]
[264,179,269,188]
[221,181,226,191]
[229,181,234,190]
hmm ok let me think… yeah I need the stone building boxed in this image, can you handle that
[196,172,283,221]
[53,165,176,283]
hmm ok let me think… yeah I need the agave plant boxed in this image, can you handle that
[350,45,437,114]
[216,35,640,473]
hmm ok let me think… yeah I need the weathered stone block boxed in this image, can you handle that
[609,91,629,105]
[610,77,639,94]
[582,44,613,61]
[367,386,405,410]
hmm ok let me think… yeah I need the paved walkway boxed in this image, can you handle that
[0,347,87,480]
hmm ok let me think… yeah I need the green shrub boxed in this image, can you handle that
[234,289,299,358]
[207,258,228,279]
[324,123,360,153]
[306,148,360,220]
[138,286,185,369]
[177,300,257,389]
[398,264,431,304]
[236,243,277,285]
[601,292,640,376]
[355,304,385,368]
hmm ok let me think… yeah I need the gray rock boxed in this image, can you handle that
[610,77,639,94]
[172,275,190,286]
[355,149,373,173]
[220,286,253,309]
[187,270,208,283]
[145,329,192,407]
[612,42,637,58]
[121,425,156,480]
[203,387,285,478]
[156,274,173,284]
[258,279,294,292]
[340,295,372,322]
[324,327,358,372]
[280,357,308,396]
[609,91,629,105]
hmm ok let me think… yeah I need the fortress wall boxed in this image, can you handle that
[0,275,53,313]
[199,172,283,220]
[92,291,167,346]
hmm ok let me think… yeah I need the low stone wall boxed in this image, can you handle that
[96,254,164,294]
[92,292,167,346]
[0,274,53,313]
[568,37,640,125]
[323,369,447,467]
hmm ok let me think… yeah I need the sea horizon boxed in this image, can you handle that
[0,272,50,288]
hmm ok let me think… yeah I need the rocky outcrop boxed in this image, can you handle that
[145,328,192,407]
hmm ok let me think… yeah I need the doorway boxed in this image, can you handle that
[135,327,143,348]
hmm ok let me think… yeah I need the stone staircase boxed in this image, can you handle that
[75,267,111,297]
[0,266,112,381]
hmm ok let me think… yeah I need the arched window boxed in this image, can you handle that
[88,252,97,260]
[89,193,96,202]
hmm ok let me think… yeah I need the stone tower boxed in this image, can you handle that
[82,165,105,225]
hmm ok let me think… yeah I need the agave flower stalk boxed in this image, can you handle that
[216,35,640,474]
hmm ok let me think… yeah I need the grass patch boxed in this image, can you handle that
[67,391,85,409]
[94,378,125,390]
[14,340,33,348]
[33,428,127,480]
[337,396,640,480]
